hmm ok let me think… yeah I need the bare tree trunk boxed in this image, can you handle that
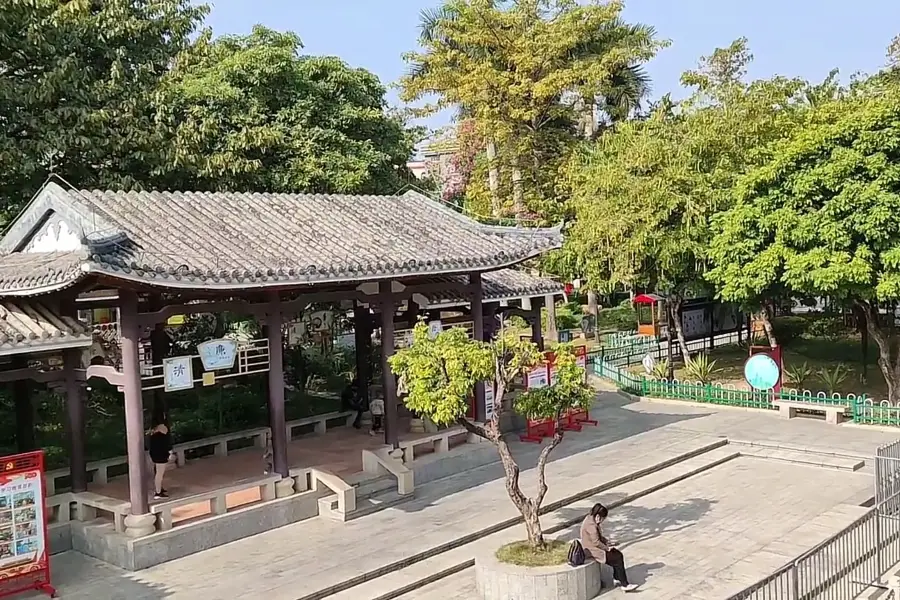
[486,139,501,218]
[587,290,600,343]
[858,300,900,403]
[756,307,778,348]
[511,161,525,221]
[668,295,692,364]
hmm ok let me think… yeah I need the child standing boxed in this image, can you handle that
[369,395,385,436]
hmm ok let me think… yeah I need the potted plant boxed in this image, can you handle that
[390,323,593,573]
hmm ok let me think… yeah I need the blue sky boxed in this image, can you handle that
[203,0,900,130]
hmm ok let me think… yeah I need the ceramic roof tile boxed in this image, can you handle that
[31,186,561,290]
[0,300,92,355]
[427,270,564,307]
[0,251,87,295]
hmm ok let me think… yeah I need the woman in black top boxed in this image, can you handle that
[148,421,172,499]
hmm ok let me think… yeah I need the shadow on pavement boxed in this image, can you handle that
[13,552,171,600]
[398,391,709,512]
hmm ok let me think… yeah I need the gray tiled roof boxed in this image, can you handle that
[0,183,562,292]
[426,269,564,307]
[0,251,87,295]
[0,300,92,356]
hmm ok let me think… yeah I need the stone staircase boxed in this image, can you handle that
[317,472,412,522]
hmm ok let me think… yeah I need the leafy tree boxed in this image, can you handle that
[400,0,663,220]
[154,25,414,194]
[0,0,207,224]
[708,81,900,401]
[564,39,811,359]
[390,323,592,549]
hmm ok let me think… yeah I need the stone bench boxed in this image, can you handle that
[285,410,355,439]
[173,427,269,467]
[46,492,75,524]
[475,552,613,600]
[398,427,465,464]
[150,474,281,531]
[71,491,131,534]
[773,399,847,425]
[45,455,129,496]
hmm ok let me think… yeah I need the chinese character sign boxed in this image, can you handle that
[163,357,194,392]
[197,339,237,371]
[0,450,54,598]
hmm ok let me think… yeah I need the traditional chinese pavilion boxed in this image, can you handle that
[0,180,562,537]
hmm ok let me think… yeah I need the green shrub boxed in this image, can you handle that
[683,353,721,384]
[784,361,814,388]
[818,364,850,395]
[806,316,849,343]
[770,316,808,347]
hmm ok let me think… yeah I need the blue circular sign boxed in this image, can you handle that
[744,354,780,390]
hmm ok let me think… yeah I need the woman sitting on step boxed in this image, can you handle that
[580,503,638,592]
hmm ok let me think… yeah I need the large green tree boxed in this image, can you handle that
[154,26,414,194]
[564,39,811,357]
[708,79,900,400]
[400,0,663,220]
[0,0,206,223]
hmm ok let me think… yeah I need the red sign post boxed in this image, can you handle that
[520,347,595,441]
[0,451,55,598]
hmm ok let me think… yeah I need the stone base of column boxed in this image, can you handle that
[360,411,372,428]
[124,513,156,538]
[275,477,295,498]
[409,417,425,434]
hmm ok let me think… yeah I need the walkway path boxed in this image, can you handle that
[17,392,899,600]
[396,457,872,600]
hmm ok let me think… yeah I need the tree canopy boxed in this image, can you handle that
[400,0,664,220]
[155,26,415,194]
[0,0,206,222]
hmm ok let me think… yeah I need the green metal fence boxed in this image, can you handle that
[586,349,900,427]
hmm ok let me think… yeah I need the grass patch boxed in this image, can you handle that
[495,539,569,567]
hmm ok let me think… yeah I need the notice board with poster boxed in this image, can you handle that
[0,451,54,598]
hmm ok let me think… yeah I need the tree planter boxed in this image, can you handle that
[474,551,613,600]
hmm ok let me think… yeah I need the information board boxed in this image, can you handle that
[0,451,54,598]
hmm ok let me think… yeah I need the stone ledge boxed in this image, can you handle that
[474,550,611,600]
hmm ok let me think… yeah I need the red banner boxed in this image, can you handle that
[0,451,54,598]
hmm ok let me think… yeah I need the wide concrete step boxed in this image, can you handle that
[729,439,870,461]
[323,446,740,600]
[739,446,865,472]
[351,474,397,500]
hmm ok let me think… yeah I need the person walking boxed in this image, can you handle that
[580,503,637,592]
[148,420,173,500]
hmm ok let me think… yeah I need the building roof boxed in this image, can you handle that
[0,300,92,356]
[425,269,564,308]
[0,182,562,295]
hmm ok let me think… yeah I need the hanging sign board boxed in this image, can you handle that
[428,320,443,339]
[0,451,54,598]
[526,364,549,389]
[163,356,194,392]
[197,339,238,371]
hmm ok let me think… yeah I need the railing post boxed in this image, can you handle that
[705,383,712,403]
[641,377,648,397]
[790,564,800,600]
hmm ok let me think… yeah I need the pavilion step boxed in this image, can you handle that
[346,473,397,500]
[740,447,865,472]
[318,490,412,522]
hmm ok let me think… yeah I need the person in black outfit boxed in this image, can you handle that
[148,419,173,499]
[341,378,365,429]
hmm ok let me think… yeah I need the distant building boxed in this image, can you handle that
[406,129,459,184]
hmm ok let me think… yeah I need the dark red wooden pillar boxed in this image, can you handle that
[119,290,149,515]
[11,356,34,452]
[470,273,486,422]
[63,349,87,492]
[266,292,289,477]
[379,282,399,448]
[530,296,545,351]
[353,301,371,407]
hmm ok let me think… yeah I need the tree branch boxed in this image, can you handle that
[534,409,564,508]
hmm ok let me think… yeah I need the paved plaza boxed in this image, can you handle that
[16,392,900,600]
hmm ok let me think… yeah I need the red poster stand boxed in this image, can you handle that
[0,450,55,598]
[519,348,594,441]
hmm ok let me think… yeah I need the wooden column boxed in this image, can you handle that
[530,296,545,351]
[484,302,500,340]
[11,356,34,452]
[119,290,149,515]
[266,292,289,477]
[379,282,399,448]
[545,294,558,343]
[470,273,486,422]
[353,302,372,417]
[63,349,87,493]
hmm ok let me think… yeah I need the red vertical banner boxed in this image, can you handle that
[0,450,55,598]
